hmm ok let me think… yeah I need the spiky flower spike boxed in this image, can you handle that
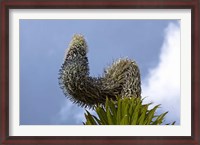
[59,34,141,107]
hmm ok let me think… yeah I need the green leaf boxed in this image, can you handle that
[84,114,92,125]
[128,101,134,118]
[145,105,160,125]
[85,110,97,125]
[172,121,176,125]
[117,98,122,124]
[121,98,130,123]
[109,100,117,124]
[92,115,102,125]
[120,115,128,125]
[121,98,127,116]
[153,111,168,125]
[131,100,141,125]
[138,105,148,125]
[105,98,114,125]
[96,107,108,125]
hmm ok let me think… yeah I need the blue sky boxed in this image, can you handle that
[20,19,180,125]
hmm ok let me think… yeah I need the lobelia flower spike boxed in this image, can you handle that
[58,34,142,108]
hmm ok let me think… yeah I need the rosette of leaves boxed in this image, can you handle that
[84,97,175,125]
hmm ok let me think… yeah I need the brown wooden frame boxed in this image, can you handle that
[1,0,199,144]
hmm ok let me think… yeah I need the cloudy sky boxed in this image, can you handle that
[20,19,180,125]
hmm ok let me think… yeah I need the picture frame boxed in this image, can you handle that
[1,0,199,144]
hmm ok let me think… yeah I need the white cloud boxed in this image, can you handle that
[142,22,180,124]
[52,101,86,125]
[52,100,96,125]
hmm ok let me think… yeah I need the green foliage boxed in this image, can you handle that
[84,97,175,125]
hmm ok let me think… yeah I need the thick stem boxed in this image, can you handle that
[59,34,141,108]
